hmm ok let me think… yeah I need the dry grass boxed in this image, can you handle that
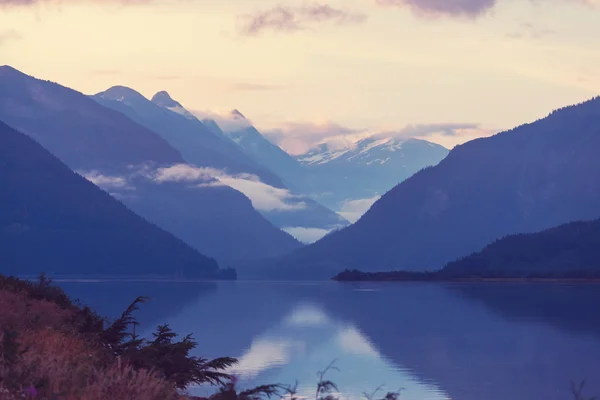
[0,290,73,331]
[0,288,183,400]
[83,359,181,400]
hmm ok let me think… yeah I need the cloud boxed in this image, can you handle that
[82,164,307,212]
[215,176,307,212]
[263,121,362,155]
[375,0,497,18]
[154,164,307,212]
[383,122,480,138]
[79,171,133,190]
[153,164,217,184]
[0,29,21,45]
[282,226,333,243]
[375,0,598,18]
[81,164,306,212]
[338,196,381,223]
[238,3,367,36]
[263,121,478,155]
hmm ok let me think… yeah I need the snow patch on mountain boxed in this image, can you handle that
[297,135,413,167]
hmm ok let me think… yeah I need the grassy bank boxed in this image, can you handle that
[0,274,235,399]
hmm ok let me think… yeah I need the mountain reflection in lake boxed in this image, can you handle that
[58,281,600,400]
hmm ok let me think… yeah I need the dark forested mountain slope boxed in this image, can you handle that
[441,219,600,278]
[263,96,600,278]
[0,120,226,278]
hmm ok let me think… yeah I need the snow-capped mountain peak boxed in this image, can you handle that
[296,134,442,167]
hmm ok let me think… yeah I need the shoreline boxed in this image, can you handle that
[332,270,600,284]
[335,277,600,284]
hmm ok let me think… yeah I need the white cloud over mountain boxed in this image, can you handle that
[81,163,306,213]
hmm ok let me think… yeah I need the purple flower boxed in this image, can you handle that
[24,385,37,398]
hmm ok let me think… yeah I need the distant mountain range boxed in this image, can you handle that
[92,87,347,238]
[0,66,301,264]
[0,120,229,278]
[205,111,449,213]
[295,137,449,210]
[255,96,600,279]
[203,111,310,193]
[93,86,284,187]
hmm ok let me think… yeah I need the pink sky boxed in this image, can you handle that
[1,0,599,152]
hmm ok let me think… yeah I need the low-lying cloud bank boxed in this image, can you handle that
[80,164,307,213]
[338,196,381,223]
[263,121,487,156]
[83,170,132,190]
[282,226,334,244]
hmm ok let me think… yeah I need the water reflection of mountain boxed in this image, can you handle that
[323,283,600,400]
[145,282,312,360]
[227,302,448,400]
[57,280,217,330]
[59,281,600,400]
[450,283,600,340]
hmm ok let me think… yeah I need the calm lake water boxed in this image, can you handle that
[57,281,600,400]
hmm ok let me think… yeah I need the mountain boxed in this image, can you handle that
[0,66,302,264]
[0,66,182,172]
[92,87,284,188]
[258,96,600,279]
[0,120,228,278]
[295,137,450,210]
[210,110,449,212]
[133,92,348,239]
[336,218,600,280]
[441,219,600,278]
[204,110,309,192]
